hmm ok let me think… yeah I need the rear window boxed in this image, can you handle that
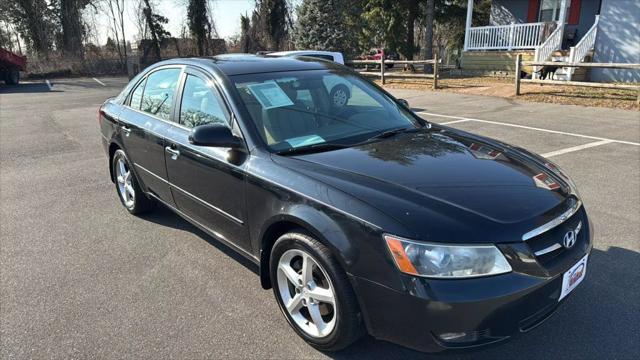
[140,68,181,121]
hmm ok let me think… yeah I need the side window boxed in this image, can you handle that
[140,68,181,121]
[179,74,230,128]
[129,78,146,110]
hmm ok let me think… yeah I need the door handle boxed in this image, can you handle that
[120,125,131,137]
[165,146,180,160]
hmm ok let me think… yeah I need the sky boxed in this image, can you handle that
[94,0,263,45]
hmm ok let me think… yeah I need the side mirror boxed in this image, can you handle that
[189,123,243,148]
[398,98,409,107]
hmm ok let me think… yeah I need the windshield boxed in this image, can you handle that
[230,69,422,153]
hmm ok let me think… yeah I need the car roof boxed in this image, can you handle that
[157,54,340,76]
[269,50,341,56]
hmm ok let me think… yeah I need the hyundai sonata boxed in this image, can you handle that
[99,55,591,352]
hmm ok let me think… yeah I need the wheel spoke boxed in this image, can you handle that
[286,294,303,313]
[117,159,126,176]
[301,254,314,285]
[116,175,125,184]
[308,303,326,334]
[125,184,135,199]
[124,171,131,183]
[278,262,300,286]
[309,286,335,305]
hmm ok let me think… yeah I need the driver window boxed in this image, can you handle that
[179,74,230,128]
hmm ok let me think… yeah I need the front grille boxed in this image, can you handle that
[526,207,588,275]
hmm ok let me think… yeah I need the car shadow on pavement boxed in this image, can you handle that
[0,83,60,93]
[138,204,259,276]
[329,246,640,359]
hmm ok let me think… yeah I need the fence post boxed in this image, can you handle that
[567,47,576,81]
[508,22,515,51]
[515,53,522,96]
[380,56,386,85]
[433,53,439,90]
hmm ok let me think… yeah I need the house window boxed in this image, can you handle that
[539,0,570,22]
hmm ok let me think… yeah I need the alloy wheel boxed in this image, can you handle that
[116,158,135,208]
[332,89,348,107]
[276,249,337,338]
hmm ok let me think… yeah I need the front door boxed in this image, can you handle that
[164,68,250,253]
[117,67,183,205]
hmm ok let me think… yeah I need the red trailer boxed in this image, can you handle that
[0,48,26,85]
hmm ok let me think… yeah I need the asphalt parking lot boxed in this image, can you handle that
[1,77,638,359]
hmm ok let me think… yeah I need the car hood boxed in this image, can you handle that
[273,127,574,243]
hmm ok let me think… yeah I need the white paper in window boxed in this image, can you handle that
[247,81,294,109]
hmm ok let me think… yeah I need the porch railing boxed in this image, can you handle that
[467,22,546,50]
[533,25,563,79]
[567,15,600,81]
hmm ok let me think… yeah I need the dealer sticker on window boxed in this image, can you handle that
[247,81,294,109]
[285,135,325,148]
[558,253,588,301]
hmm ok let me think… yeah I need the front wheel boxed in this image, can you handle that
[270,232,364,352]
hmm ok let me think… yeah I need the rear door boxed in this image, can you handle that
[164,67,251,252]
[118,66,183,204]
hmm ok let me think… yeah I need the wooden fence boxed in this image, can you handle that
[345,54,440,89]
[514,54,640,103]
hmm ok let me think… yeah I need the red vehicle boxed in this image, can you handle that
[356,48,397,69]
[0,48,26,85]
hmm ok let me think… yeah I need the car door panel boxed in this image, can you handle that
[164,69,250,252]
[165,127,248,243]
[117,66,183,206]
[118,107,173,203]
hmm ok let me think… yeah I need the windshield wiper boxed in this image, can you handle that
[363,126,419,143]
[276,142,350,156]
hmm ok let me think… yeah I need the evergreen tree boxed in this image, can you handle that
[142,0,170,61]
[294,0,348,53]
[187,0,211,55]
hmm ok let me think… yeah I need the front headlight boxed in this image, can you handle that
[384,235,512,278]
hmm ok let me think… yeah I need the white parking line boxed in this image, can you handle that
[417,111,640,146]
[45,80,52,90]
[92,77,106,86]
[440,119,472,125]
[541,140,614,158]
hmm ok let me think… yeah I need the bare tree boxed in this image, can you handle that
[101,0,128,65]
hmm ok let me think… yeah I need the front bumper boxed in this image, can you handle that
[350,213,593,353]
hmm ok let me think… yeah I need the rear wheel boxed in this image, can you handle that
[270,232,364,352]
[112,149,154,214]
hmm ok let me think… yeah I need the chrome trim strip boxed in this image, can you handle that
[170,182,244,225]
[522,200,582,241]
[134,163,169,184]
[146,192,259,263]
[133,163,244,225]
[533,243,562,256]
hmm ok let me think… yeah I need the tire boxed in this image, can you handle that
[329,85,350,108]
[270,232,364,352]
[5,69,19,85]
[112,149,155,214]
